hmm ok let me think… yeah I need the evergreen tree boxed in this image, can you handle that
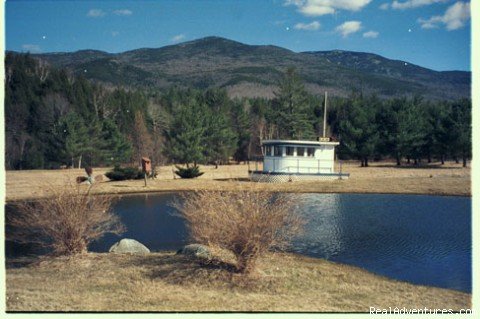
[204,109,237,167]
[271,67,315,139]
[376,99,399,163]
[165,100,207,166]
[99,119,133,165]
[396,97,428,165]
[449,99,472,167]
[338,94,379,166]
[231,99,252,162]
[52,113,92,168]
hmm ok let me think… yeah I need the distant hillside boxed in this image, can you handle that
[30,36,470,100]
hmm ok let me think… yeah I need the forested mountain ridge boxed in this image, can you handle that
[28,36,470,101]
[5,52,471,171]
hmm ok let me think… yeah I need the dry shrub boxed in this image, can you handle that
[174,189,303,274]
[7,182,125,256]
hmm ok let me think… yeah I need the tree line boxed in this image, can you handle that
[5,53,471,170]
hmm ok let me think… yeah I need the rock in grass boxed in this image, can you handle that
[109,239,150,254]
[177,244,211,259]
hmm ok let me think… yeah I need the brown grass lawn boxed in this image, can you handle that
[6,252,471,312]
[5,160,471,201]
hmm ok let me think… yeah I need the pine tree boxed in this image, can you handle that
[52,113,92,168]
[271,67,315,139]
[338,94,379,166]
[165,100,207,166]
[99,119,133,165]
[396,97,428,165]
[204,109,237,167]
[231,100,252,162]
[449,99,472,167]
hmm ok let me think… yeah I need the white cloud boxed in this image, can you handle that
[363,30,379,38]
[22,44,41,52]
[391,0,447,10]
[87,9,105,17]
[111,31,120,37]
[418,1,470,30]
[299,4,335,16]
[171,34,186,43]
[294,21,321,30]
[284,0,371,16]
[113,9,133,16]
[335,20,362,37]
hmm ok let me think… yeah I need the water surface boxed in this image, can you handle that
[7,192,471,293]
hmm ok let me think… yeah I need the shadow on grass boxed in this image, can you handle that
[121,253,237,282]
[117,253,276,291]
[5,256,43,269]
[366,163,465,170]
[213,178,251,182]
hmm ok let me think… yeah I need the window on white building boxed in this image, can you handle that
[297,147,305,157]
[274,146,282,157]
[265,146,272,156]
[307,147,315,157]
[286,146,294,156]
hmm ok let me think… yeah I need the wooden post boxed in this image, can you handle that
[339,160,343,180]
[323,91,328,138]
[141,157,151,187]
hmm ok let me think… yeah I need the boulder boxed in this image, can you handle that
[177,244,211,259]
[109,238,150,254]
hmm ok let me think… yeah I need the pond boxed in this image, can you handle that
[6,192,471,293]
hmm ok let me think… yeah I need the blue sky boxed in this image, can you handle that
[5,0,472,71]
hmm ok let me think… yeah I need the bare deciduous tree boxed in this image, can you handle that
[129,111,154,164]
[34,58,50,82]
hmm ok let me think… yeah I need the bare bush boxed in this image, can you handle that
[7,182,125,256]
[173,189,303,274]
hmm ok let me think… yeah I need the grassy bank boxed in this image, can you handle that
[5,161,471,201]
[6,251,471,312]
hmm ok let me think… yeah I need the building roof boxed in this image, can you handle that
[262,139,340,146]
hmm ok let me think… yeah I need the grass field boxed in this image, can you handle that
[4,160,471,202]
[6,251,471,312]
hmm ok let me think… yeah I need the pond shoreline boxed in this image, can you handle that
[5,187,471,204]
[5,161,471,202]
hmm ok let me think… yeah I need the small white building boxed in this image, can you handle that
[249,138,349,182]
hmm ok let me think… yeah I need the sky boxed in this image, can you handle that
[5,0,472,71]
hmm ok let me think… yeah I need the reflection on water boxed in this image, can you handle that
[5,192,471,292]
[89,193,188,252]
[294,193,344,258]
[292,193,471,293]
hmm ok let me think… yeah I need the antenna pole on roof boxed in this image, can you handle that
[323,91,328,138]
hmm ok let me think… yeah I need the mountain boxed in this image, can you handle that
[31,36,470,100]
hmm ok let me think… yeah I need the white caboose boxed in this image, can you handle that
[249,138,349,182]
